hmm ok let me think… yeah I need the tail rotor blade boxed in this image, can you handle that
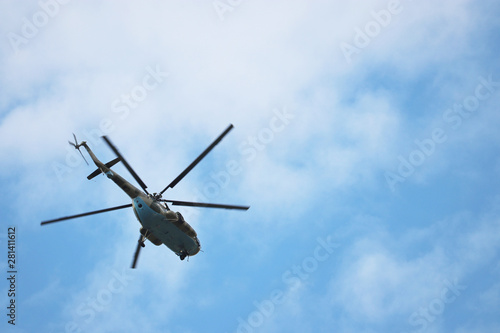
[69,133,78,147]
[78,148,89,165]
[68,133,88,165]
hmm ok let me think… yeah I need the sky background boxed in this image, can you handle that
[1,0,500,332]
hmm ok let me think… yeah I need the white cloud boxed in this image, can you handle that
[1,1,499,332]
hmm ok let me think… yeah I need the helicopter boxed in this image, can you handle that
[41,124,249,268]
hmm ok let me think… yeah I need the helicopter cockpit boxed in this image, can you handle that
[173,211,197,238]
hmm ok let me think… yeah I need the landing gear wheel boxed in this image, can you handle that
[180,253,187,260]
[139,230,149,248]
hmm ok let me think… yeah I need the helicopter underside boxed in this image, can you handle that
[132,196,200,259]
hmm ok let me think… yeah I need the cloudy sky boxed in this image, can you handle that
[1,0,500,332]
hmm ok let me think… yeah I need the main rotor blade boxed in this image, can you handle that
[161,199,249,210]
[102,136,149,195]
[41,204,133,225]
[131,235,142,269]
[159,124,234,195]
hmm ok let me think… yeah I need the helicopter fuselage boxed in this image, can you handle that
[84,143,201,258]
[132,195,200,257]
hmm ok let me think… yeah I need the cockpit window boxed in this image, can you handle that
[176,212,185,222]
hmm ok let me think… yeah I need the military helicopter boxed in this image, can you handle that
[41,124,249,268]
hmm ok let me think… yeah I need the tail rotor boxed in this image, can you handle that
[69,133,89,165]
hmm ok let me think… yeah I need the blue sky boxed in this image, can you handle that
[1,1,500,332]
